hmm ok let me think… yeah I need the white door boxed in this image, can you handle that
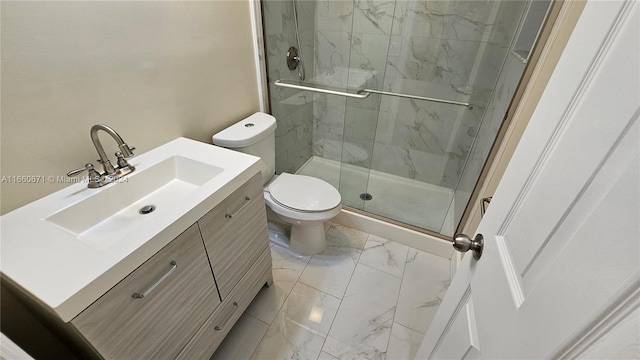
[416,1,639,358]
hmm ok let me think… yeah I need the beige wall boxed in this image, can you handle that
[0,1,260,214]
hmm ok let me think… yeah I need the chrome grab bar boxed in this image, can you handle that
[274,79,370,99]
[363,89,473,109]
[274,79,472,109]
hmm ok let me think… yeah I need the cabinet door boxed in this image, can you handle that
[176,247,273,360]
[72,224,220,360]
[198,173,269,299]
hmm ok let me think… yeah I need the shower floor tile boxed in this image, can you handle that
[212,223,451,360]
[296,156,455,233]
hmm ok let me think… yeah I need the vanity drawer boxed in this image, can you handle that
[71,224,220,360]
[176,246,272,360]
[198,172,268,299]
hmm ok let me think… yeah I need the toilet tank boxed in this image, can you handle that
[212,112,277,185]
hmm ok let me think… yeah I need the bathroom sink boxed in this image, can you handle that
[47,156,223,250]
[0,137,264,322]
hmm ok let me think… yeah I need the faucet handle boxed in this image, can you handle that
[67,163,96,177]
[67,163,102,186]
[115,152,129,168]
[115,151,136,176]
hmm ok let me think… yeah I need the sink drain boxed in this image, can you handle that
[139,205,156,215]
[359,193,373,201]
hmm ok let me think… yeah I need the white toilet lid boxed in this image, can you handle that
[268,173,341,212]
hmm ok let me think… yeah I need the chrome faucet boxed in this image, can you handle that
[67,124,135,188]
[90,124,135,175]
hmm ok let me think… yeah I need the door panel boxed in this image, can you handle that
[417,1,639,358]
[430,289,480,359]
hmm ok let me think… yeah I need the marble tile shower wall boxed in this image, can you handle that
[312,0,526,188]
[451,53,527,224]
[263,0,316,174]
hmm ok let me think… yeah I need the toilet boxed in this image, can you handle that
[212,112,341,255]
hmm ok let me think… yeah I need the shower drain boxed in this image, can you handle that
[359,193,373,201]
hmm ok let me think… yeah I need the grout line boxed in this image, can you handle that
[393,247,450,335]
[271,268,310,316]
[246,312,270,327]
[248,279,298,359]
[244,313,270,360]
[387,244,412,356]
[219,313,269,359]
[296,280,343,302]
[329,259,402,359]
[246,246,316,359]
[254,224,401,359]
[298,278,343,301]
[297,246,363,300]
[316,235,365,357]
[359,236,410,279]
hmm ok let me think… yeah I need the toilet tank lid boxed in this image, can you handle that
[212,112,277,148]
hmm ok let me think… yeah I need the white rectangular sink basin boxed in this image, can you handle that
[47,156,223,250]
[0,137,264,322]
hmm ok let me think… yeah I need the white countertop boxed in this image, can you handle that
[0,137,264,322]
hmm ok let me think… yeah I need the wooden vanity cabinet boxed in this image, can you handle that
[71,223,220,360]
[198,172,269,299]
[176,245,272,359]
[69,172,272,359]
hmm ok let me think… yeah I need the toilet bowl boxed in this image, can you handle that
[212,112,342,255]
[264,173,341,254]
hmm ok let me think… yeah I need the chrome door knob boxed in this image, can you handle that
[453,233,484,260]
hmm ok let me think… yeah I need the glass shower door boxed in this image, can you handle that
[263,0,545,236]
[343,0,530,235]
[332,1,394,212]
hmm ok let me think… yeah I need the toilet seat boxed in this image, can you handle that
[267,173,340,213]
[264,191,341,223]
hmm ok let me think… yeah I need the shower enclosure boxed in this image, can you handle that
[262,0,552,236]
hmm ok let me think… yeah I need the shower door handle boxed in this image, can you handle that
[453,233,484,260]
[274,80,371,99]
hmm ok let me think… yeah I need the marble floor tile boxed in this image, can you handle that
[245,244,311,324]
[358,235,409,278]
[385,322,424,360]
[395,249,450,334]
[322,264,402,360]
[318,352,339,360]
[250,283,341,360]
[211,313,269,360]
[284,282,341,336]
[214,222,453,360]
[325,223,369,250]
[298,225,366,299]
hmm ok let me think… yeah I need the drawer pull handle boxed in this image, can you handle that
[132,260,177,299]
[214,301,239,330]
[225,197,251,219]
